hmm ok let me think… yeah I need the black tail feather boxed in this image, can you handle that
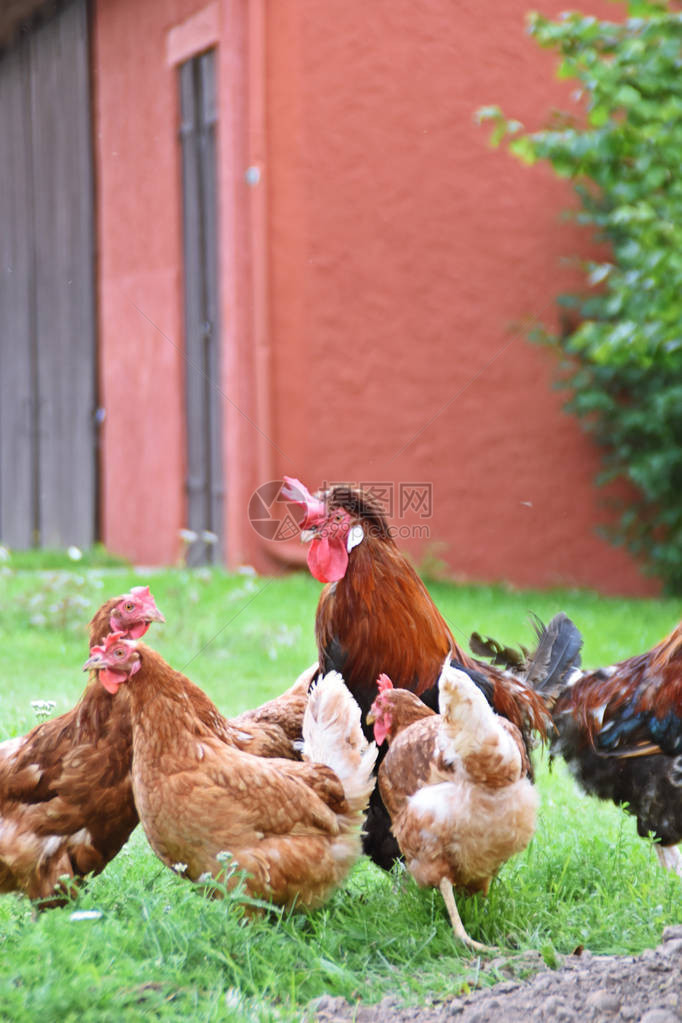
[524,611,583,701]
[469,612,583,705]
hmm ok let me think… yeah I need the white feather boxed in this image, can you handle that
[302,671,377,813]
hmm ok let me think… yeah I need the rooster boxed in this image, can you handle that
[367,663,538,950]
[0,587,165,904]
[281,477,581,867]
[84,634,377,910]
[516,621,682,877]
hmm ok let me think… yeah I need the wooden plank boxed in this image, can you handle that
[30,0,96,548]
[0,1,53,51]
[0,36,36,548]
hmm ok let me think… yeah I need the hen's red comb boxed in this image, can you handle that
[87,630,126,660]
[100,630,127,652]
[129,585,151,598]
[377,673,394,693]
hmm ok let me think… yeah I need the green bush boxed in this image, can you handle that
[478,0,682,593]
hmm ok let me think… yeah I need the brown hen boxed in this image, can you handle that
[0,587,164,904]
[85,636,377,910]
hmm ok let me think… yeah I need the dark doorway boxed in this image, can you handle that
[179,50,224,567]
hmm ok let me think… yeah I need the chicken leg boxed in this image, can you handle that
[439,878,496,953]
[656,844,682,878]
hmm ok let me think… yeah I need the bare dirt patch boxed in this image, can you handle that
[311,925,682,1023]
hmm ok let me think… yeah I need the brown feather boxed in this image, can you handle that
[469,632,529,672]
[231,664,317,758]
[88,598,121,646]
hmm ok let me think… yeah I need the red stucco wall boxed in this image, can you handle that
[93,0,655,594]
[94,0,189,564]
[263,0,653,595]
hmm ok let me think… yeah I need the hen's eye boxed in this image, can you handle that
[114,648,124,657]
[124,602,135,612]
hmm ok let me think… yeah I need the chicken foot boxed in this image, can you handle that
[438,878,496,953]
[655,843,682,878]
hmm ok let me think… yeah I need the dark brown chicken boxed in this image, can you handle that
[282,477,581,868]
[0,587,165,904]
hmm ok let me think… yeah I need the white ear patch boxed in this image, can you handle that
[347,524,364,552]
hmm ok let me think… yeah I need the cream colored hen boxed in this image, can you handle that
[368,660,538,950]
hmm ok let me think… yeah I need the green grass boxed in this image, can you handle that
[0,563,681,1021]
[0,544,131,571]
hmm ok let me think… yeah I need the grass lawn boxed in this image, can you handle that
[0,561,681,1021]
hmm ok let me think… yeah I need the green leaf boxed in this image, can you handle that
[588,105,610,127]
[509,136,538,165]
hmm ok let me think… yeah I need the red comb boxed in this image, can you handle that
[377,673,394,693]
[280,476,326,529]
[101,630,127,651]
[130,585,151,598]
[280,476,312,505]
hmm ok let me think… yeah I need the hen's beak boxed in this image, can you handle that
[366,709,376,726]
[145,607,166,624]
[83,652,106,672]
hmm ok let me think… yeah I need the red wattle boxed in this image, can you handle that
[307,535,349,583]
[373,720,389,746]
[128,621,149,639]
[99,669,127,695]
